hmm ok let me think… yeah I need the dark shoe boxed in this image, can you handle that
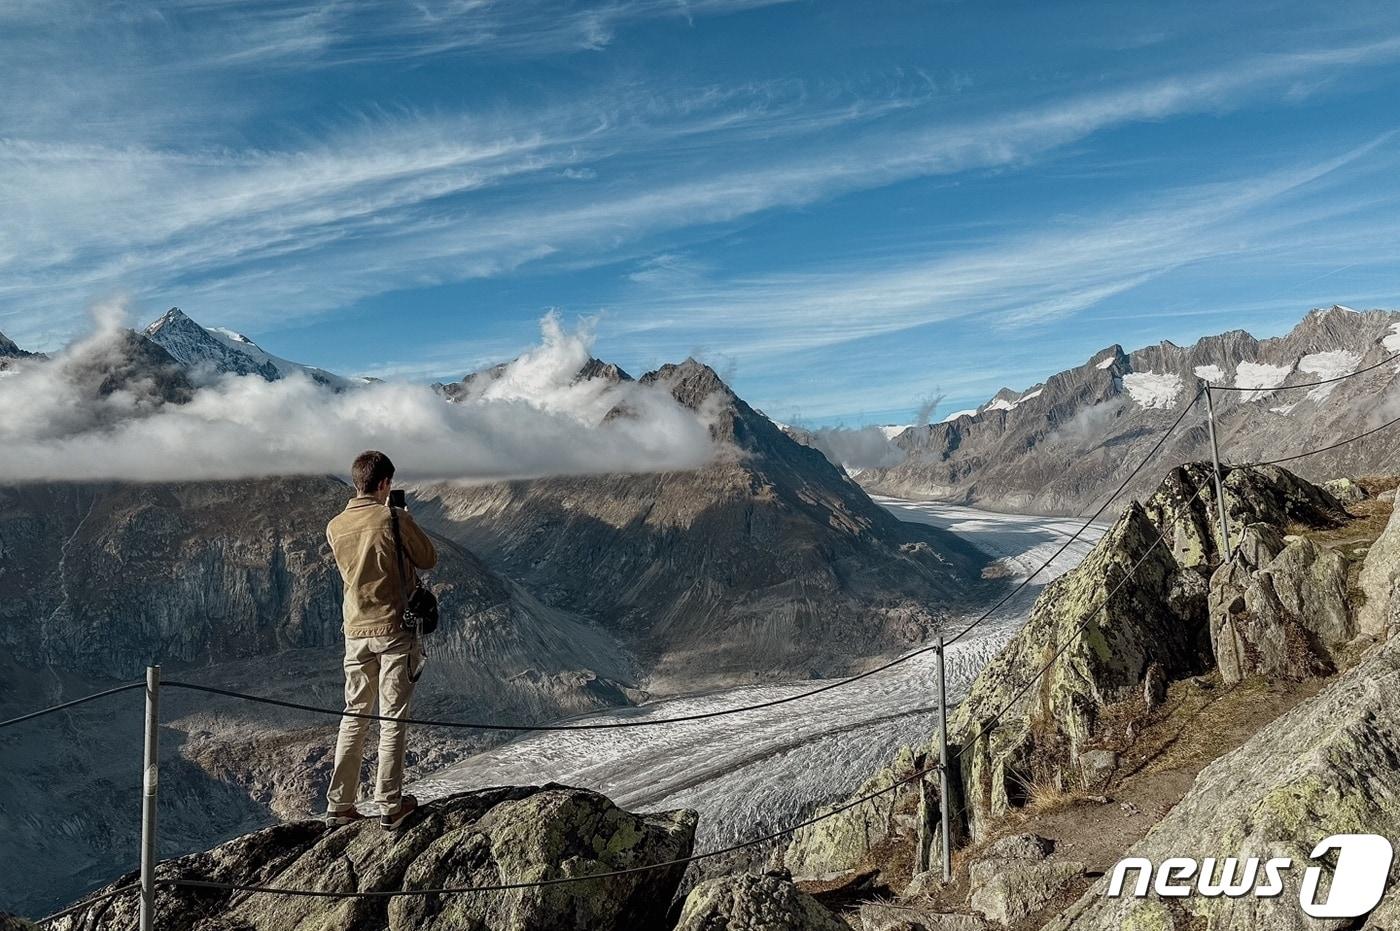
[323,807,368,827]
[380,795,419,832]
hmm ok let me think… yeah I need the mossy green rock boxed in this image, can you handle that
[49,785,697,931]
[673,870,847,931]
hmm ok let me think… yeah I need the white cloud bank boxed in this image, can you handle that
[0,310,717,483]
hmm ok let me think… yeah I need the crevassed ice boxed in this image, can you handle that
[1122,371,1183,409]
[1299,349,1361,402]
[1234,361,1293,396]
[1193,364,1225,382]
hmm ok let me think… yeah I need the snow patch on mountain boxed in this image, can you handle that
[878,425,909,439]
[1121,371,1183,409]
[942,409,978,422]
[1095,355,1117,370]
[1234,361,1293,396]
[1019,387,1043,403]
[1194,364,1225,382]
[1298,349,1361,402]
[985,397,1015,412]
[1383,323,1400,353]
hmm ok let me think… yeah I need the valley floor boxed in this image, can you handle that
[412,499,1109,854]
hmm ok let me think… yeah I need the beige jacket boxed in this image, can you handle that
[326,496,438,639]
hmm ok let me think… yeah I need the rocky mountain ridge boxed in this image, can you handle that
[414,356,988,692]
[858,306,1400,515]
[144,307,352,388]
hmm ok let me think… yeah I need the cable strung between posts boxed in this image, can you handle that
[165,388,1207,731]
[1206,350,1399,392]
[0,682,143,731]
[1231,410,1400,468]
[37,882,142,925]
[941,385,1203,648]
[148,484,1217,904]
[161,762,940,899]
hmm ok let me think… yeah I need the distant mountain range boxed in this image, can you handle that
[855,306,1400,514]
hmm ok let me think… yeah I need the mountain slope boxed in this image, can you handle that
[860,306,1400,515]
[144,307,351,388]
[413,358,988,693]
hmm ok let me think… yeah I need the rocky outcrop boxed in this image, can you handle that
[967,834,1083,925]
[415,358,987,693]
[1045,633,1400,930]
[0,915,38,931]
[673,870,846,931]
[1209,536,1354,684]
[1358,498,1400,638]
[780,464,1346,876]
[50,786,697,931]
[859,306,1400,515]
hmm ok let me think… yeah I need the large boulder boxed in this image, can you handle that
[1209,537,1355,684]
[673,870,847,931]
[1046,635,1400,931]
[49,785,697,931]
[967,834,1084,925]
[1358,499,1400,638]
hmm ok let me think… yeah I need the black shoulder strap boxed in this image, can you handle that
[388,507,414,607]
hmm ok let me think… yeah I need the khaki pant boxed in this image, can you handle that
[325,632,423,814]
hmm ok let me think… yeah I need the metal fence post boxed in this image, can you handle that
[1202,383,1233,558]
[140,665,160,931]
[937,638,952,883]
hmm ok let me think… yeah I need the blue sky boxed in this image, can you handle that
[4,1,1400,426]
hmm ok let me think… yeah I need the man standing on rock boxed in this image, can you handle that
[324,450,437,831]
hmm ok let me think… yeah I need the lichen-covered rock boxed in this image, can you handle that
[49,785,697,931]
[1046,635,1400,931]
[778,746,925,878]
[1358,498,1400,638]
[673,869,847,931]
[1322,477,1368,504]
[983,833,1054,861]
[950,500,1212,837]
[1210,538,1354,685]
[968,854,1083,925]
[1141,463,1346,571]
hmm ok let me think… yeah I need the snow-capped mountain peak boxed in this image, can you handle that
[144,307,350,388]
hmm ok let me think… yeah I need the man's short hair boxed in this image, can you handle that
[351,450,395,495]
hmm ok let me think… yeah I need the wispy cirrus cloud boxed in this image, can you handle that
[8,31,1400,350]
